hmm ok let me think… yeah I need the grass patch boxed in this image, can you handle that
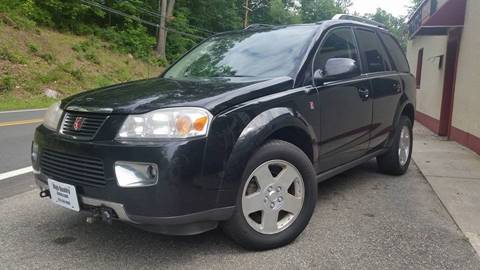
[38,52,55,64]
[0,46,27,64]
[58,62,84,80]
[84,51,100,64]
[27,42,39,53]
[72,37,101,64]
[72,37,101,53]
[38,67,67,84]
[0,75,15,92]
[26,42,56,64]
[0,93,55,111]
[114,67,132,81]
[8,13,36,31]
[0,12,36,31]
[95,75,113,87]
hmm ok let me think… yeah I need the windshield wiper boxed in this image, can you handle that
[212,75,255,78]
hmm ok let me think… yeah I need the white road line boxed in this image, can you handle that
[0,166,33,181]
[0,108,47,114]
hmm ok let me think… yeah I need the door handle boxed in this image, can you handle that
[358,88,370,100]
[393,82,402,93]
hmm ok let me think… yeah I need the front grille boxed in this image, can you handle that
[60,112,108,139]
[40,149,106,187]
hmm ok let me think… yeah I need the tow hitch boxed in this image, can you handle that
[39,189,50,198]
[86,208,116,224]
[38,188,116,225]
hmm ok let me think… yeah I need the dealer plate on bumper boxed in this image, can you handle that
[48,179,80,212]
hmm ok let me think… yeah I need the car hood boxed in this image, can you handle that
[62,76,294,115]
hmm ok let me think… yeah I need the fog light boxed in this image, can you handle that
[31,142,39,163]
[114,161,159,188]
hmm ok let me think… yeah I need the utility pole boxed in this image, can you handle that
[156,0,167,58]
[243,0,251,28]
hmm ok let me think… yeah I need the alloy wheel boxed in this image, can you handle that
[398,125,411,166]
[241,160,305,235]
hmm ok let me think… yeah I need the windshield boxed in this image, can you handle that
[164,26,317,80]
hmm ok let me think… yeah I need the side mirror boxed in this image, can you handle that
[314,58,360,85]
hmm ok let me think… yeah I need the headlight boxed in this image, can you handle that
[117,107,212,139]
[43,102,63,130]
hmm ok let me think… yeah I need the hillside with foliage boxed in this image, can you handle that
[0,20,163,110]
[1,0,357,61]
[0,0,415,110]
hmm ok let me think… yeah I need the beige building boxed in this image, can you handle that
[407,0,480,155]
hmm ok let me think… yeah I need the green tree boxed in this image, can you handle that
[299,0,350,23]
[269,0,289,24]
[165,7,199,60]
[245,0,299,25]
[249,0,270,24]
[366,8,408,50]
[177,0,242,32]
[335,0,353,11]
[408,0,423,16]
[29,0,100,32]
[166,0,242,61]
[265,0,301,25]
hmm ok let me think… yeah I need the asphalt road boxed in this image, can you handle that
[0,110,479,269]
[0,109,45,199]
[0,109,44,172]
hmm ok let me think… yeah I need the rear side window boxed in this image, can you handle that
[379,32,410,73]
[354,29,391,73]
[313,27,359,72]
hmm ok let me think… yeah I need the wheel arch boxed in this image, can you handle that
[266,126,315,163]
[386,99,415,148]
[217,107,318,205]
[232,107,317,162]
[401,102,415,124]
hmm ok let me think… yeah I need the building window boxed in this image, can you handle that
[416,48,424,89]
[431,0,438,15]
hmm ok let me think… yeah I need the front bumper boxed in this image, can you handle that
[33,125,234,234]
[35,178,233,235]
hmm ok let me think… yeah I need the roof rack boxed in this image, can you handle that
[332,14,387,29]
[244,24,274,30]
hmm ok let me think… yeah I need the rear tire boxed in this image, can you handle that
[222,140,317,250]
[377,116,413,175]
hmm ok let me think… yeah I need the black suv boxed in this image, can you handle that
[32,16,415,250]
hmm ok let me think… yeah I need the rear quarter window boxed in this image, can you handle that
[354,29,391,73]
[379,32,410,73]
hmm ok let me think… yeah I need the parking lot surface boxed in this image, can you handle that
[1,161,479,270]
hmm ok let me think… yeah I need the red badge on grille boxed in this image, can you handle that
[73,117,85,131]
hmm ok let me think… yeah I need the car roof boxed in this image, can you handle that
[234,19,390,36]
[212,21,390,42]
[320,19,389,31]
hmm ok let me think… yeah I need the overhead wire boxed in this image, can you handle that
[101,0,215,35]
[132,4,215,35]
[79,0,208,40]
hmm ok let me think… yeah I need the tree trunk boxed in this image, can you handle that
[156,0,168,58]
[243,0,250,28]
[167,0,176,21]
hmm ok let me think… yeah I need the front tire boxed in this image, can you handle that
[377,116,413,175]
[222,140,317,250]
